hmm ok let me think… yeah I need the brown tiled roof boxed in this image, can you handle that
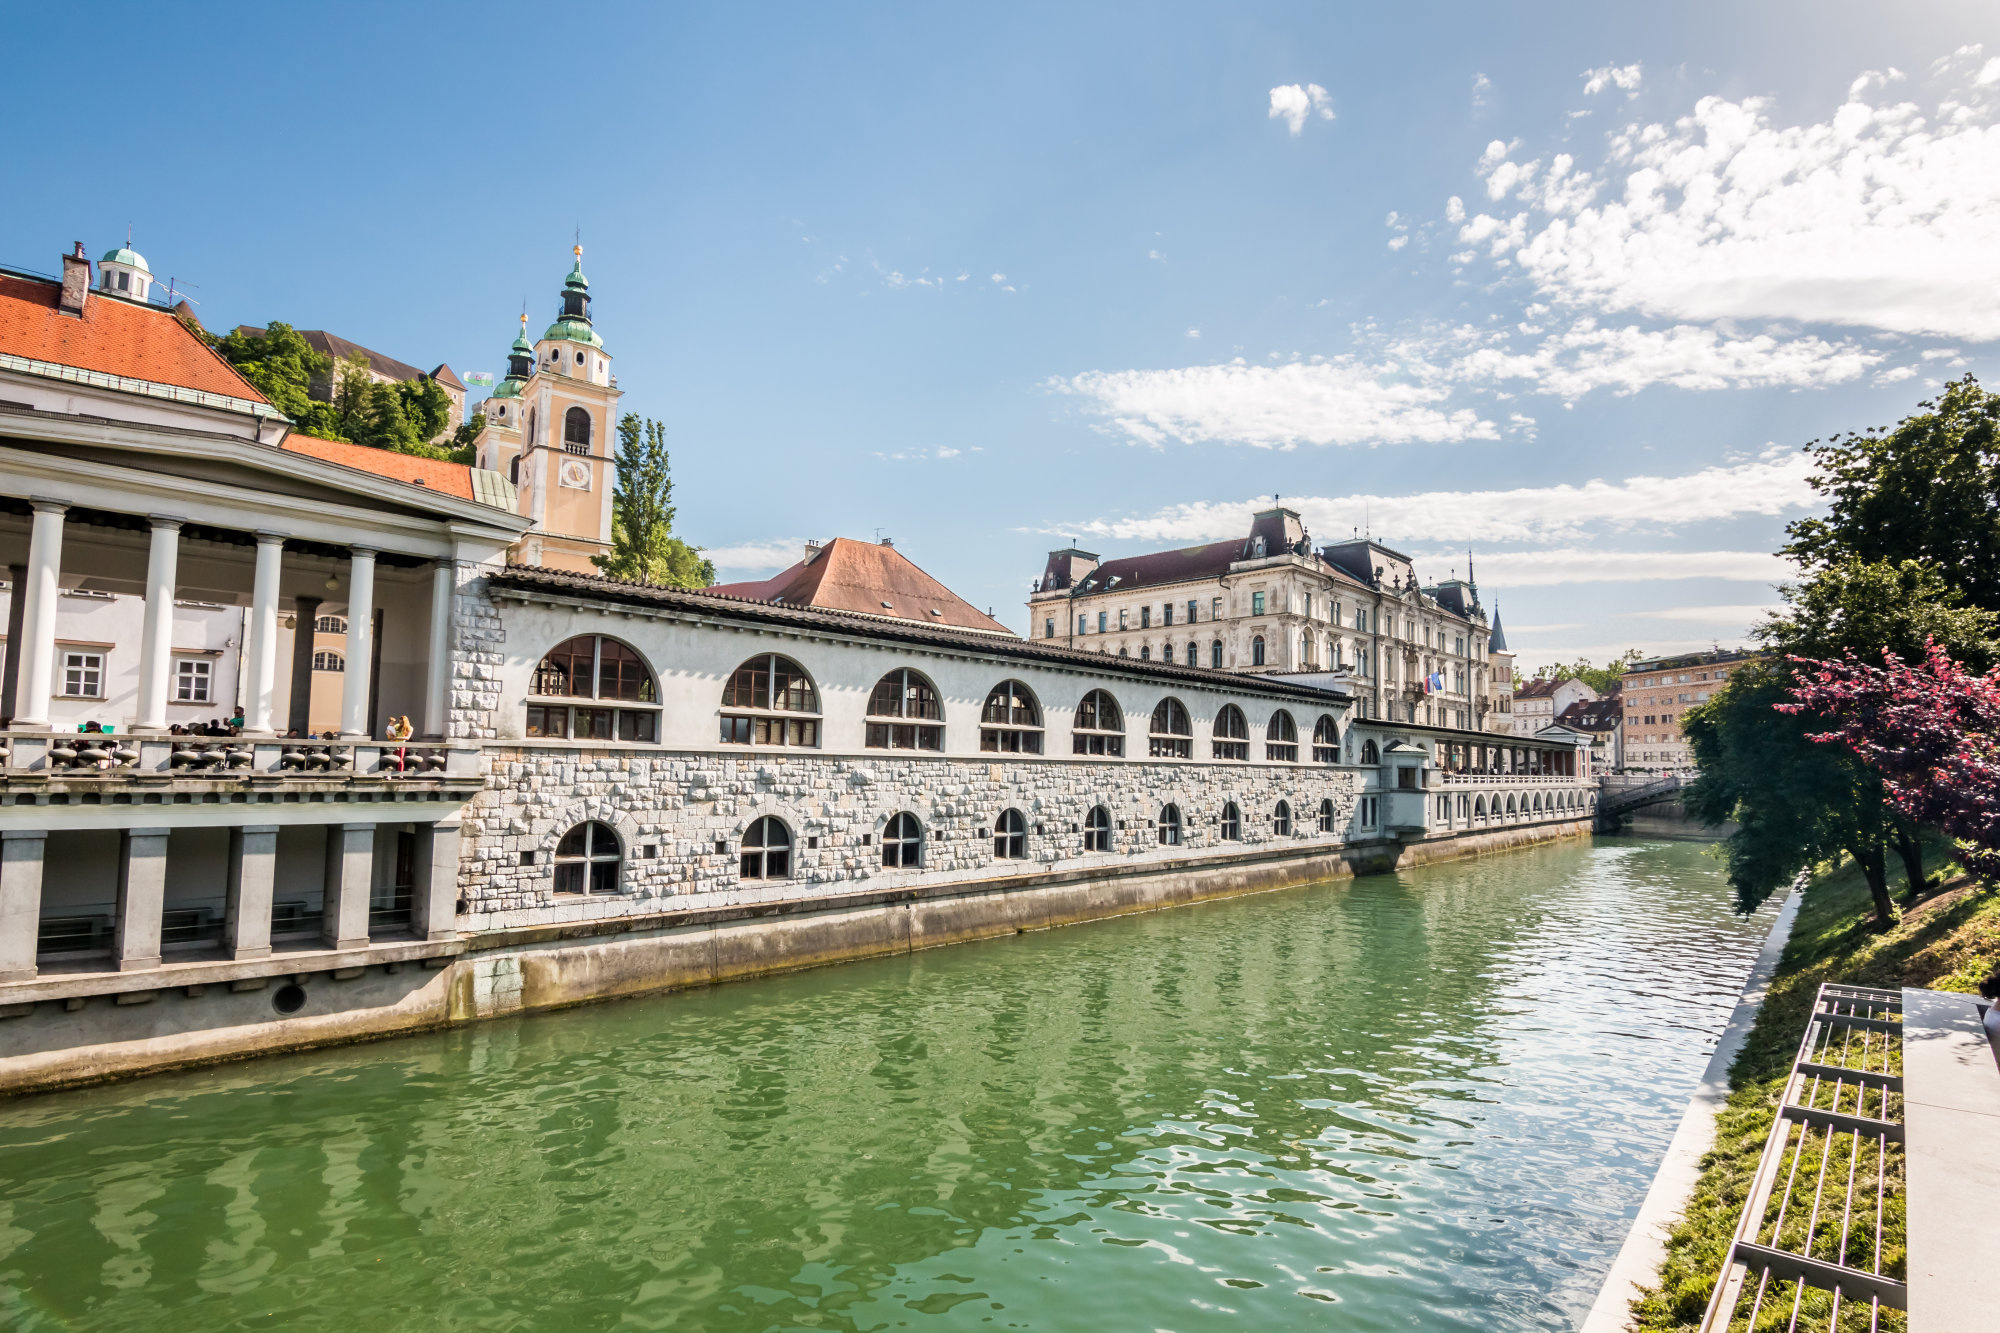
[1077,539,1247,594]
[1515,679,1559,699]
[1557,700,1620,732]
[1,274,269,401]
[281,432,476,501]
[710,537,1012,635]
[429,363,464,390]
[234,326,429,384]
[491,564,1355,706]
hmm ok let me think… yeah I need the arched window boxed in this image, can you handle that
[882,812,923,868]
[740,816,791,880]
[527,407,538,449]
[311,650,344,672]
[1506,795,1517,815]
[980,680,1043,754]
[563,407,592,454]
[1360,739,1380,765]
[509,454,520,484]
[994,808,1028,859]
[1219,801,1241,841]
[720,654,820,746]
[1210,640,1223,669]
[1148,697,1192,758]
[1212,704,1249,760]
[553,821,621,894]
[1084,804,1112,852]
[1139,646,1150,661]
[867,668,943,750]
[1251,636,1266,666]
[1312,714,1338,763]
[1301,631,1312,665]
[1475,796,1487,819]
[1158,803,1183,846]
[1273,800,1292,836]
[1073,690,1124,756]
[529,635,660,742]
[1265,710,1298,761]
[1318,797,1335,832]
[1185,643,1198,667]
[314,615,347,634]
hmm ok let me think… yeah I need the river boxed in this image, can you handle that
[0,836,1767,1332]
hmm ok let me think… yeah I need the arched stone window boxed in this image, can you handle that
[1158,803,1183,846]
[1210,640,1223,669]
[1318,797,1335,832]
[867,668,943,750]
[1212,705,1249,760]
[1312,714,1338,763]
[740,816,792,880]
[1265,710,1298,762]
[553,821,621,894]
[1185,643,1199,667]
[1360,739,1380,765]
[1219,801,1241,841]
[529,635,660,741]
[994,808,1028,859]
[1251,636,1266,666]
[721,654,820,747]
[312,650,344,672]
[1148,697,1192,758]
[1084,804,1112,852]
[981,680,1043,754]
[1272,800,1292,836]
[882,812,923,868]
[1073,690,1124,756]
[563,407,592,454]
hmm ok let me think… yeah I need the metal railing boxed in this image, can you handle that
[1700,982,1906,1332]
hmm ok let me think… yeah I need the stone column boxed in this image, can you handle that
[422,560,453,740]
[0,830,47,982]
[241,535,285,735]
[412,819,461,940]
[1,563,26,726]
[322,823,374,950]
[10,500,68,731]
[133,516,184,731]
[115,827,170,971]
[225,825,278,960]
[286,594,321,736]
[340,548,377,739]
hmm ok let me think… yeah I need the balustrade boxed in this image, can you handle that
[0,732,475,781]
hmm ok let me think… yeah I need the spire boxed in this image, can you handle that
[1488,603,1509,653]
[559,244,590,321]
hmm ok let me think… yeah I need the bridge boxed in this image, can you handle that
[1595,774,1685,830]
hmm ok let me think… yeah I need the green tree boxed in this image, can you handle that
[396,374,453,444]
[594,413,714,587]
[1784,375,2000,611]
[209,322,329,421]
[1533,650,1641,694]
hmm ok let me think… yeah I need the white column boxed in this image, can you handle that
[10,500,67,730]
[413,820,461,940]
[225,825,278,960]
[322,823,375,950]
[134,516,184,731]
[340,546,377,738]
[422,560,453,740]
[0,830,47,982]
[115,828,170,972]
[241,534,285,735]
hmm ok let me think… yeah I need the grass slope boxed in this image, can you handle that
[1630,862,2000,1331]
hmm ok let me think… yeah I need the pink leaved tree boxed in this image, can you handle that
[1781,639,2000,881]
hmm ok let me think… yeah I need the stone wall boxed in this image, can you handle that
[449,565,506,740]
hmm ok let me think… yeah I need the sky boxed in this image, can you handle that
[6,2,1999,670]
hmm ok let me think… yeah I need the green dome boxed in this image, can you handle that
[510,328,534,354]
[489,379,523,400]
[98,246,150,273]
[542,318,604,348]
[564,255,589,291]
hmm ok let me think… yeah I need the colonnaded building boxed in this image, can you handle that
[0,240,1595,1093]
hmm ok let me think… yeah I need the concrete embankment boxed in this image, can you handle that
[0,819,1591,1096]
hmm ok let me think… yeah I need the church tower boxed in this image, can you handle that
[471,247,622,571]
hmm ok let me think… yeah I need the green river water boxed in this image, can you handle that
[0,837,1768,1332]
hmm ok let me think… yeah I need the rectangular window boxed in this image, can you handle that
[1188,599,1199,623]
[1140,606,1151,628]
[61,651,104,699]
[173,658,212,703]
[1211,598,1222,621]
[1251,591,1265,616]
[1078,614,1088,635]
[526,704,569,738]
[1303,593,1312,619]
[1097,611,1107,634]
[1044,618,1054,639]
[617,710,657,743]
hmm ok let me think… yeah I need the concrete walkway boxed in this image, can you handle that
[1578,885,1803,1333]
[1901,987,2000,1329]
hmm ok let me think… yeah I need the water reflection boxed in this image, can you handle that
[0,838,1766,1332]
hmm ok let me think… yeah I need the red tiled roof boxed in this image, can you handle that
[280,433,476,501]
[0,274,269,402]
[710,538,1013,635]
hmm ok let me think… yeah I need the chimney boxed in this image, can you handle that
[58,243,89,318]
[878,536,894,548]
[801,539,824,564]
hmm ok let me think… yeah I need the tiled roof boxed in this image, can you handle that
[0,274,269,401]
[281,433,477,501]
[1556,700,1620,732]
[491,564,1355,706]
[710,537,1012,635]
[1516,679,1559,699]
[429,363,464,390]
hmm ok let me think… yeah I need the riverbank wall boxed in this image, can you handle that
[0,816,1591,1096]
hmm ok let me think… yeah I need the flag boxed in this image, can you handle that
[463,371,496,387]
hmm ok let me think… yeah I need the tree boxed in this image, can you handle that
[594,413,714,587]
[209,322,329,421]
[1532,650,1641,694]
[1784,375,2000,612]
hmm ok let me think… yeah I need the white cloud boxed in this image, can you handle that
[990,273,1006,283]
[1440,318,1881,397]
[1472,72,1493,111]
[1463,56,2000,340]
[1459,549,1794,586]
[1042,448,1817,546]
[1051,358,1497,449]
[1582,63,1643,97]
[1387,235,1409,251]
[1618,603,1783,622]
[706,540,804,573]
[1269,83,1334,135]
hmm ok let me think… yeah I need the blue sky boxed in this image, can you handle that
[7,2,1999,669]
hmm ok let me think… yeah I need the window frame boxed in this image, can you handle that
[1264,709,1298,762]
[882,811,923,868]
[1211,704,1249,761]
[60,650,105,700]
[1147,696,1192,759]
[1311,714,1339,763]
[1084,804,1113,853]
[994,808,1028,859]
[552,821,623,894]
[528,634,662,743]
[719,653,822,748]
[1318,797,1335,832]
[1072,689,1125,756]
[172,657,213,704]
[1273,799,1292,836]
[562,407,592,454]
[865,667,944,752]
[1158,803,1183,846]
[980,680,1044,754]
[1219,801,1241,841]
[739,815,793,881]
